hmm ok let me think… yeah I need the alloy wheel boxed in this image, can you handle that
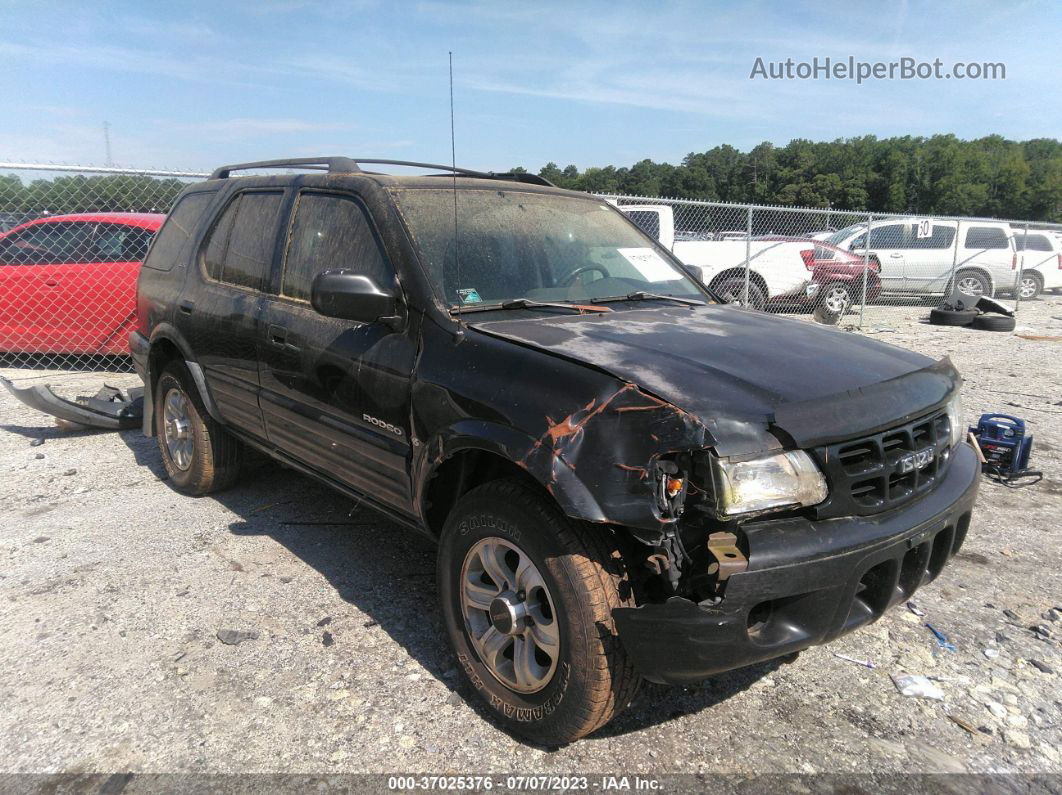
[956,276,985,297]
[822,286,852,314]
[460,537,560,693]
[162,387,194,471]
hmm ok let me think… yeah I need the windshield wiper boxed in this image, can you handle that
[451,298,611,314]
[590,291,704,307]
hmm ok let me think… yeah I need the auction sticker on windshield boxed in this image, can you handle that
[617,248,675,282]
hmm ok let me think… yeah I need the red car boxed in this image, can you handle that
[0,212,164,355]
[755,237,882,316]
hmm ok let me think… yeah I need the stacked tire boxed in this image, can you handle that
[928,306,1016,332]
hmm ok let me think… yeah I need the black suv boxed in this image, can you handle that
[132,157,978,744]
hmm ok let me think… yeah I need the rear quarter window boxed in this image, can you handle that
[964,226,1009,250]
[1016,234,1052,252]
[200,190,285,292]
[143,192,215,271]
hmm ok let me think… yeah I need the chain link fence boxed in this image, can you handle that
[2,162,1060,376]
[0,163,208,372]
[599,193,1062,330]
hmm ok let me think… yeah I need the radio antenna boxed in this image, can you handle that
[449,51,461,307]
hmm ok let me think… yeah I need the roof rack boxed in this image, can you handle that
[208,157,555,186]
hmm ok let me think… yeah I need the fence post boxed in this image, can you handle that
[948,220,961,304]
[858,212,872,330]
[1012,222,1029,319]
[744,206,753,306]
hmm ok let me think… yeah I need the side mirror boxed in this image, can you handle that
[311,270,402,328]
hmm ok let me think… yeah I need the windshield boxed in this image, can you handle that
[392,188,705,308]
[826,223,866,247]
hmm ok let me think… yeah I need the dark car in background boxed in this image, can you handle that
[131,157,977,744]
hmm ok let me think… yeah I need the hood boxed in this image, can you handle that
[469,304,955,455]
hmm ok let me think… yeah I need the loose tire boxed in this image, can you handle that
[1017,272,1043,301]
[154,362,242,495]
[713,277,766,311]
[437,479,640,744]
[929,307,977,326]
[953,270,992,299]
[970,314,1016,332]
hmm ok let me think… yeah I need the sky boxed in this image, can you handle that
[2,0,1059,174]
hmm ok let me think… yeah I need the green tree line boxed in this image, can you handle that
[2,134,1059,223]
[0,174,189,216]
[516,134,1062,222]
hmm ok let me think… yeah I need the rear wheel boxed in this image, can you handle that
[953,270,991,299]
[437,479,640,744]
[154,362,242,495]
[713,277,766,311]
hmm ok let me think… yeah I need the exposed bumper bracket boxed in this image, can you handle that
[706,531,747,583]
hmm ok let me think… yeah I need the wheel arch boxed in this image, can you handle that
[709,268,769,298]
[144,325,223,435]
[419,423,608,538]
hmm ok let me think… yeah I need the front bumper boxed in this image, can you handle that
[613,441,979,685]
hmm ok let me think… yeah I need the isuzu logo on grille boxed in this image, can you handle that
[897,447,934,474]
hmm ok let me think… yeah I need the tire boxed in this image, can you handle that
[952,270,992,299]
[817,281,855,315]
[929,307,977,326]
[970,314,1016,332]
[713,277,766,311]
[1017,272,1043,301]
[154,361,243,495]
[437,478,640,745]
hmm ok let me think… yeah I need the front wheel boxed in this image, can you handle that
[437,479,640,744]
[1017,272,1043,301]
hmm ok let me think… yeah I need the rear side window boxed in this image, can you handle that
[964,226,1009,250]
[143,192,214,271]
[202,191,285,291]
[1016,234,1052,252]
[281,192,392,302]
[907,224,955,250]
[93,224,155,262]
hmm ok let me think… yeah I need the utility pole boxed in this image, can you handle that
[103,121,113,167]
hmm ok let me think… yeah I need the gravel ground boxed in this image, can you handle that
[1,298,1060,778]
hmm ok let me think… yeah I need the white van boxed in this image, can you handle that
[1014,230,1062,298]
[619,205,815,308]
[826,218,1017,298]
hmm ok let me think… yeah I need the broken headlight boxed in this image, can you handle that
[945,390,964,448]
[713,450,827,517]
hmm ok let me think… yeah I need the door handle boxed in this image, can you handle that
[889,253,903,258]
[268,324,292,348]
[44,279,59,287]
[178,299,195,314]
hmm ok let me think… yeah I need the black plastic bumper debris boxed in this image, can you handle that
[0,376,143,430]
